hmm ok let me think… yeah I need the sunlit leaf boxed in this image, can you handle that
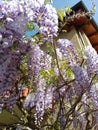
[57,9,65,21]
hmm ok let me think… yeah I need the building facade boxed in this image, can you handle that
[58,1,98,52]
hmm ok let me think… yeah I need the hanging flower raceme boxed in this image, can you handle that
[34,87,45,126]
[72,66,90,90]
[24,82,55,126]
[24,78,46,126]
[44,85,54,110]
[89,84,98,108]
[0,57,21,110]
[33,4,58,37]
[84,45,98,76]
[0,0,98,129]
[0,0,28,36]
[0,0,53,37]
[0,0,20,19]
[0,0,44,19]
[28,44,44,82]
[57,39,80,68]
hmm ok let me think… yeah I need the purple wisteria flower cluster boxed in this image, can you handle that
[0,0,98,129]
[57,39,80,67]
[0,0,58,37]
[34,4,58,37]
[84,45,98,76]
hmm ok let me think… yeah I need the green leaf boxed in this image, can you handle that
[44,0,53,4]
[40,68,58,84]
[66,68,74,81]
[57,9,65,21]
[64,6,72,14]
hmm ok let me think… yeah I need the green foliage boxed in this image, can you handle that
[64,6,72,15]
[57,9,65,21]
[44,0,53,4]
[66,68,74,81]
[20,55,29,75]
[57,6,72,21]
[40,68,58,84]
[0,19,5,27]
[59,60,74,81]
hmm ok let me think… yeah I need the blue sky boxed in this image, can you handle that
[53,0,98,25]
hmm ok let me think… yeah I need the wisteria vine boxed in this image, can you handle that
[0,0,98,130]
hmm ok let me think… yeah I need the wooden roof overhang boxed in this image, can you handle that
[65,1,98,51]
